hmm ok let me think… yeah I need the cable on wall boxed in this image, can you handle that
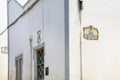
[0,0,40,36]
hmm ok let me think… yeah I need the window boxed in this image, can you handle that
[15,0,30,7]
[15,55,23,80]
[37,48,44,79]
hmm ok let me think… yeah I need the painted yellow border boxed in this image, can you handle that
[83,26,99,40]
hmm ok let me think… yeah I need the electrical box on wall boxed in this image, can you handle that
[45,67,49,76]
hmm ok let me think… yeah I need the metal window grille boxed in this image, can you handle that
[37,48,44,80]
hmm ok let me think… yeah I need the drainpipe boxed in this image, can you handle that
[78,0,83,80]
[29,37,33,80]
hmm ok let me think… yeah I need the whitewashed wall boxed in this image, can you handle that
[82,0,120,80]
[69,0,80,80]
[0,0,8,80]
[0,53,8,80]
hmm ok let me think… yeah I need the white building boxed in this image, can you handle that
[81,0,120,80]
[8,0,81,80]
[0,0,8,80]
[0,47,8,80]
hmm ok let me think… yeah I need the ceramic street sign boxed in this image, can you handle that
[83,25,99,40]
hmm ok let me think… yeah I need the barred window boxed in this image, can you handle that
[37,48,44,79]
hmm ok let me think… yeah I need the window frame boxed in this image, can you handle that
[15,54,23,80]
